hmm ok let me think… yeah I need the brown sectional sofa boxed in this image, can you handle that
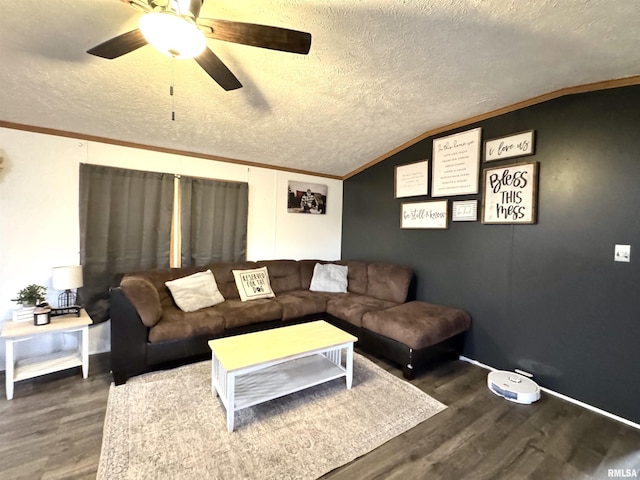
[110,259,470,384]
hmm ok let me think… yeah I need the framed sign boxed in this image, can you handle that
[401,200,448,229]
[452,200,478,222]
[484,130,536,162]
[395,160,429,198]
[432,127,481,197]
[482,161,539,224]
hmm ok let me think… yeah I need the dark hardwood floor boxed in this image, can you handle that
[0,351,638,479]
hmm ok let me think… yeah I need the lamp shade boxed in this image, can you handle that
[52,265,83,290]
[139,12,206,59]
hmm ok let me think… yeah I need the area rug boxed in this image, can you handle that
[98,353,446,480]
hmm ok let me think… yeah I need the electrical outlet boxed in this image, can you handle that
[614,244,631,262]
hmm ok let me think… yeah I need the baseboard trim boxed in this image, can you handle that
[459,355,640,431]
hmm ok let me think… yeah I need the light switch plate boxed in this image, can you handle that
[614,244,631,262]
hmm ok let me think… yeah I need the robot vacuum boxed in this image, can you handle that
[487,370,540,404]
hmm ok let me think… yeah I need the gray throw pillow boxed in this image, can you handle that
[309,263,348,293]
[165,269,225,312]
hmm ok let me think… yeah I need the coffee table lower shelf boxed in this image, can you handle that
[212,351,352,432]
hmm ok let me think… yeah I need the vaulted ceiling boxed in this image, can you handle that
[1,0,639,178]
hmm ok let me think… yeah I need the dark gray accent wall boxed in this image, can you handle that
[342,85,640,424]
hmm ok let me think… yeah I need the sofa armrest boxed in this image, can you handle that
[110,287,150,385]
[120,275,162,327]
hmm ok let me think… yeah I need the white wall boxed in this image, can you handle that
[0,127,343,369]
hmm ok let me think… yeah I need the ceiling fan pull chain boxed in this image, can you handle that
[170,57,176,121]
[171,86,175,122]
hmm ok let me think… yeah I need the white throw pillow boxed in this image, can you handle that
[232,266,276,302]
[309,263,348,293]
[165,269,225,312]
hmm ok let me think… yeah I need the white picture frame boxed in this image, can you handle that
[484,130,536,162]
[452,200,478,222]
[400,200,448,229]
[394,160,429,198]
[432,127,482,197]
[481,161,539,224]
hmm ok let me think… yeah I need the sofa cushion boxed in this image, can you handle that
[362,301,471,350]
[366,264,413,303]
[148,306,226,343]
[299,260,325,289]
[272,290,333,321]
[326,293,397,327]
[345,261,368,295]
[232,266,276,302]
[165,270,225,312]
[144,266,202,294]
[208,262,258,299]
[216,298,283,329]
[120,275,163,327]
[257,260,302,293]
[310,263,348,293]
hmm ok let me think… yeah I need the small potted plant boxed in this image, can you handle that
[12,284,47,307]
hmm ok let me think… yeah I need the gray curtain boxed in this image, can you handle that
[181,177,248,266]
[79,164,174,323]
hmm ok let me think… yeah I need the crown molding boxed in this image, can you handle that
[342,75,640,180]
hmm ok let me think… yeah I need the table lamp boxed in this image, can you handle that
[52,265,83,308]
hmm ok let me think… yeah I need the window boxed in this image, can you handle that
[79,164,248,323]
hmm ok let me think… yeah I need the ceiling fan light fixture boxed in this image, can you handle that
[139,12,206,59]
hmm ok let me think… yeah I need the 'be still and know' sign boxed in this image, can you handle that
[482,162,539,224]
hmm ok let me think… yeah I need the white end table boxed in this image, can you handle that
[1,309,92,400]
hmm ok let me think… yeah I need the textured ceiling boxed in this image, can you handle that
[1,0,639,178]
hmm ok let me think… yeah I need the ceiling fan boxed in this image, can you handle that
[87,0,312,91]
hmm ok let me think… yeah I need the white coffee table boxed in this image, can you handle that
[208,320,357,432]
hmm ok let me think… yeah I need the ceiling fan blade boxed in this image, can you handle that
[119,0,152,13]
[194,48,243,91]
[87,29,148,59]
[198,19,312,55]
